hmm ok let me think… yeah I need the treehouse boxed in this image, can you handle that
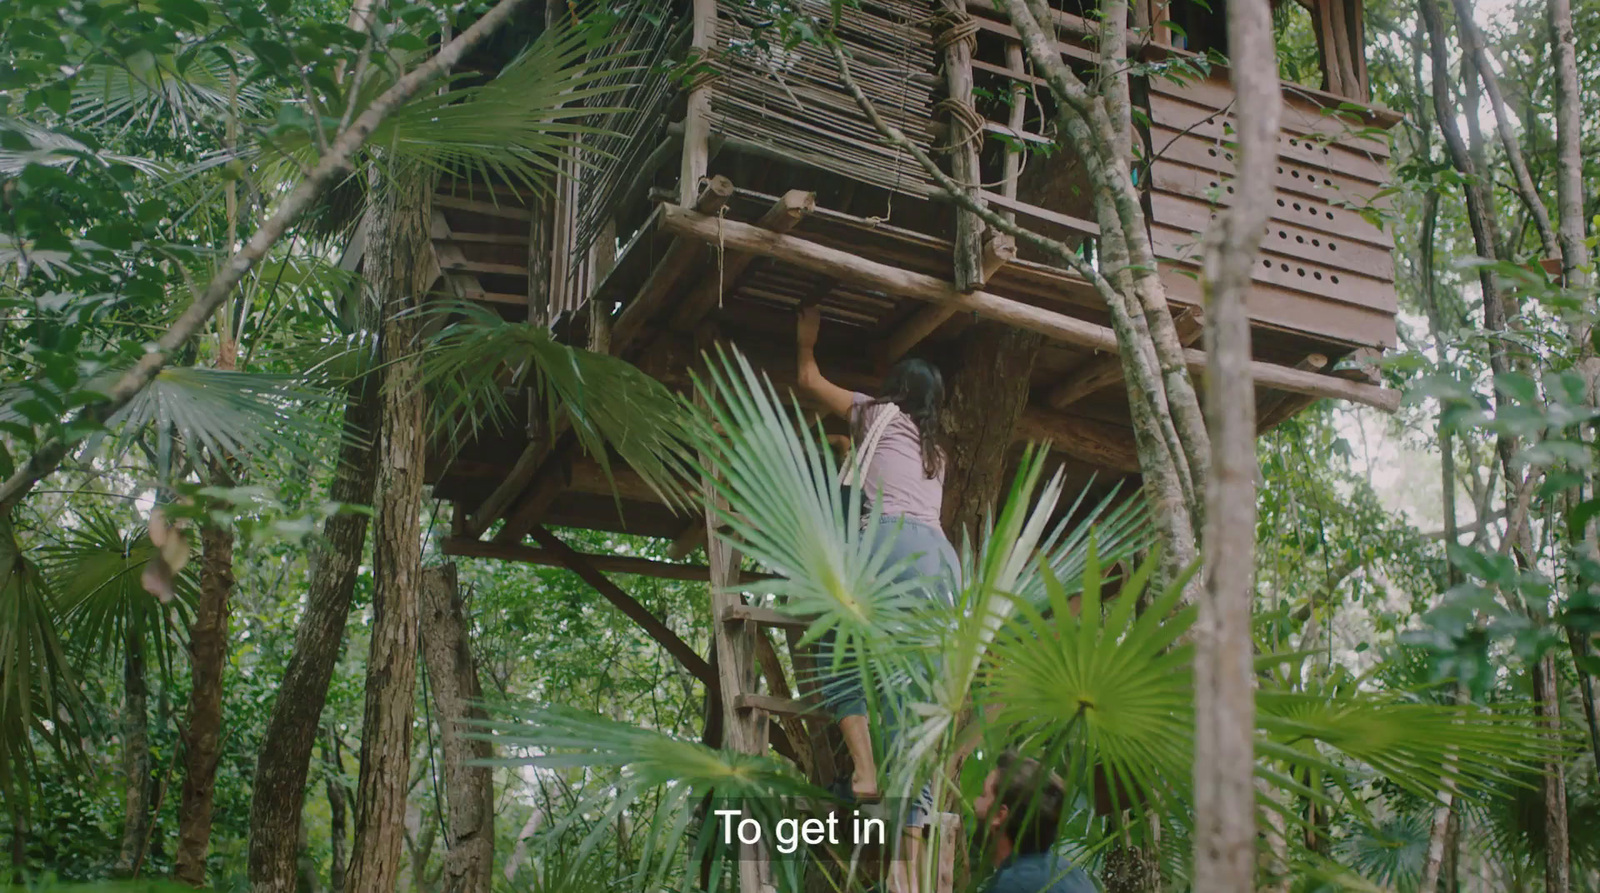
[410,0,1400,882]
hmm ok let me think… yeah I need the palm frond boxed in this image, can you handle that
[0,118,169,178]
[424,303,697,511]
[101,366,345,476]
[68,48,273,138]
[478,703,817,890]
[40,512,195,679]
[375,16,641,194]
[0,517,81,804]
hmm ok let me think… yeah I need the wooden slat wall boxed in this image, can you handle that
[1145,76,1399,348]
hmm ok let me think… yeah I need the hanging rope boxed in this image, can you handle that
[867,7,921,227]
[716,204,727,307]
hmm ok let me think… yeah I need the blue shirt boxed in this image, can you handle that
[984,852,1097,893]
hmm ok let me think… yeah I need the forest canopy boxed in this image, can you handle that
[0,0,1597,891]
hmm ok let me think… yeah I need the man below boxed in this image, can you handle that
[972,750,1096,893]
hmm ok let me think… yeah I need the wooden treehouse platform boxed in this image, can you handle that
[406,0,1400,885]
[424,0,1401,562]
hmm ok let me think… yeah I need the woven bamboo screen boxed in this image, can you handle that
[709,0,940,197]
[571,0,685,268]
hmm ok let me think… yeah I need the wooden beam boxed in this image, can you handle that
[1047,307,1204,409]
[440,259,528,277]
[442,536,743,582]
[609,176,735,355]
[524,526,714,687]
[1015,414,1142,473]
[493,436,575,544]
[669,189,816,332]
[733,692,831,719]
[880,233,1016,363]
[722,603,813,631]
[659,206,1401,412]
[433,195,533,221]
[666,517,709,560]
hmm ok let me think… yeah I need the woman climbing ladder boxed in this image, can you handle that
[794,305,959,893]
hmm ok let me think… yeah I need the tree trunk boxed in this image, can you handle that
[249,350,381,893]
[325,731,350,893]
[1547,0,1591,292]
[345,160,433,893]
[296,818,323,893]
[418,564,495,893]
[1194,0,1279,888]
[174,510,237,886]
[1533,653,1571,893]
[115,630,152,876]
[939,322,1044,542]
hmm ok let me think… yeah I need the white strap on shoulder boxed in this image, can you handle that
[840,403,898,487]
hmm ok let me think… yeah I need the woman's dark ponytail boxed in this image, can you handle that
[862,358,946,478]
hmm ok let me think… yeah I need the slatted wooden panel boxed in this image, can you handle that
[708,0,939,196]
[1145,75,1399,347]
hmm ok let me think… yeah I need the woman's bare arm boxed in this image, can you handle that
[795,306,856,419]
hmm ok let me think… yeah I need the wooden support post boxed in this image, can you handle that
[940,0,985,292]
[1001,42,1027,218]
[587,218,617,353]
[680,0,716,206]
[492,436,575,544]
[609,176,735,355]
[526,525,716,687]
[669,189,816,332]
[657,206,1402,412]
[1046,306,1204,409]
[881,233,1015,363]
[440,536,768,583]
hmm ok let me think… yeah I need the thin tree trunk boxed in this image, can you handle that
[418,564,495,893]
[174,500,237,886]
[115,630,153,877]
[1532,653,1571,893]
[249,359,380,893]
[296,818,323,893]
[940,323,1044,543]
[1194,0,1279,889]
[345,159,433,893]
[1548,0,1591,291]
[325,731,350,893]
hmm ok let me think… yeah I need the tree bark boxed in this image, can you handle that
[1547,0,1591,291]
[174,512,236,885]
[345,159,433,893]
[325,730,351,893]
[115,630,152,877]
[1194,0,1279,889]
[418,564,495,893]
[1533,653,1572,893]
[249,357,381,893]
[940,322,1044,543]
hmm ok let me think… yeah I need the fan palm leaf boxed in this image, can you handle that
[424,302,698,512]
[40,511,195,678]
[100,366,345,477]
[0,517,81,805]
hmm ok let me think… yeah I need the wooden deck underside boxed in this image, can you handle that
[425,181,1382,550]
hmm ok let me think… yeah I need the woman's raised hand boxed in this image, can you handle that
[797,305,821,352]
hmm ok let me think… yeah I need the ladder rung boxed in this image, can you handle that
[734,692,831,719]
[722,603,814,630]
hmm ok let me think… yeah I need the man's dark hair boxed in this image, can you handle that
[992,749,1066,855]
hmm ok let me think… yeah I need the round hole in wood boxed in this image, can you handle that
[1293,202,1302,211]
[1329,242,1338,251]
[1295,235,1305,243]
[1297,267,1306,276]
[1312,238,1321,247]
[1292,170,1301,178]
[1225,152,1235,161]
[1314,271,1323,280]
[1226,186,1235,194]
[1262,259,1272,269]
[1280,263,1290,272]
[1208,148,1218,157]
[1279,230,1288,238]
[1277,198,1286,207]
[1331,274,1340,283]
[1326,211,1335,220]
